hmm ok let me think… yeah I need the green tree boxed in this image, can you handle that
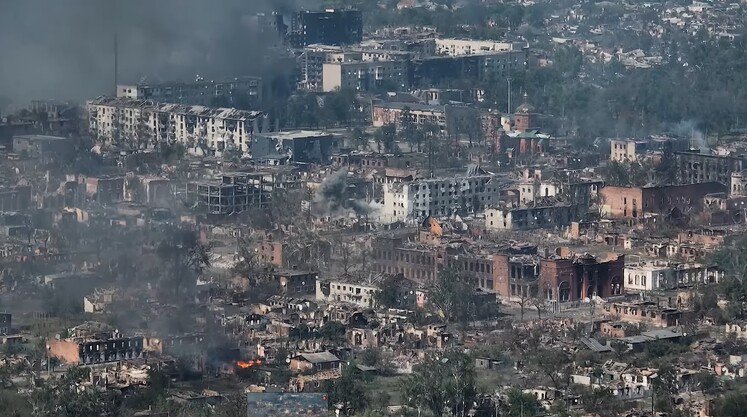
[710,234,747,319]
[581,387,624,417]
[402,350,476,417]
[718,392,747,417]
[324,365,369,416]
[527,348,573,390]
[374,123,397,154]
[374,274,405,309]
[319,321,346,342]
[428,267,476,323]
[505,389,540,417]
[155,226,211,299]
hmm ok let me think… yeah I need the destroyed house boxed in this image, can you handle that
[603,301,692,327]
[290,351,342,373]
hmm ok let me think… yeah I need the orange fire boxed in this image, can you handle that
[235,359,262,369]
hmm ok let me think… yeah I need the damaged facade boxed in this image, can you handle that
[86,96,265,153]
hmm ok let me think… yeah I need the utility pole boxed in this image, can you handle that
[114,33,119,95]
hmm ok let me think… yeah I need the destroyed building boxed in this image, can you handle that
[48,333,145,365]
[87,96,265,152]
[185,172,276,214]
[382,165,506,222]
[116,76,262,107]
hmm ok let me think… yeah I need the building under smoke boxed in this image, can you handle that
[87,96,265,153]
[116,76,262,108]
[288,9,362,48]
[185,172,277,215]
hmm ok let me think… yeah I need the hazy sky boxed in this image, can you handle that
[0,0,315,108]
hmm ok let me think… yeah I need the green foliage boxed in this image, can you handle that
[402,350,476,417]
[527,348,573,390]
[319,321,346,342]
[155,225,211,299]
[602,160,654,187]
[374,123,397,154]
[709,233,747,319]
[64,366,90,384]
[428,267,477,323]
[359,347,382,367]
[374,274,405,309]
[505,389,540,417]
[324,365,369,416]
[0,389,31,417]
[717,392,747,417]
[580,387,625,417]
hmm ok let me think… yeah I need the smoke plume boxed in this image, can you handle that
[0,0,319,109]
[313,170,380,217]
[670,120,708,152]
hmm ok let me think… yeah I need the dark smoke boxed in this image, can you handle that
[0,0,319,109]
[313,170,380,217]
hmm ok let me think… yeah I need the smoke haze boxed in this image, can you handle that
[0,0,318,109]
[313,170,380,217]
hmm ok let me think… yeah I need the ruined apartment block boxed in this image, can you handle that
[86,97,265,153]
[185,172,276,214]
[382,165,504,222]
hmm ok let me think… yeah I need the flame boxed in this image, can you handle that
[235,359,262,369]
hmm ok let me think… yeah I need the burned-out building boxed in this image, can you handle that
[600,182,727,219]
[288,9,362,48]
[0,313,11,335]
[539,252,625,302]
[382,165,505,222]
[251,130,339,164]
[603,301,693,328]
[676,151,745,186]
[48,333,144,365]
[116,76,262,107]
[185,172,276,214]
[485,199,578,231]
[371,101,480,137]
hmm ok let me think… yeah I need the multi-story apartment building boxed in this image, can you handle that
[289,9,362,48]
[87,96,264,153]
[116,76,262,107]
[434,39,520,56]
[381,166,504,222]
[410,49,529,88]
[371,102,479,136]
[323,60,407,92]
[299,46,411,92]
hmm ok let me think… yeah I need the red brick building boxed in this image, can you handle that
[539,253,625,302]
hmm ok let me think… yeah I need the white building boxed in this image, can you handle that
[382,166,504,222]
[625,261,722,292]
[87,96,264,153]
[316,278,379,308]
[434,38,519,56]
